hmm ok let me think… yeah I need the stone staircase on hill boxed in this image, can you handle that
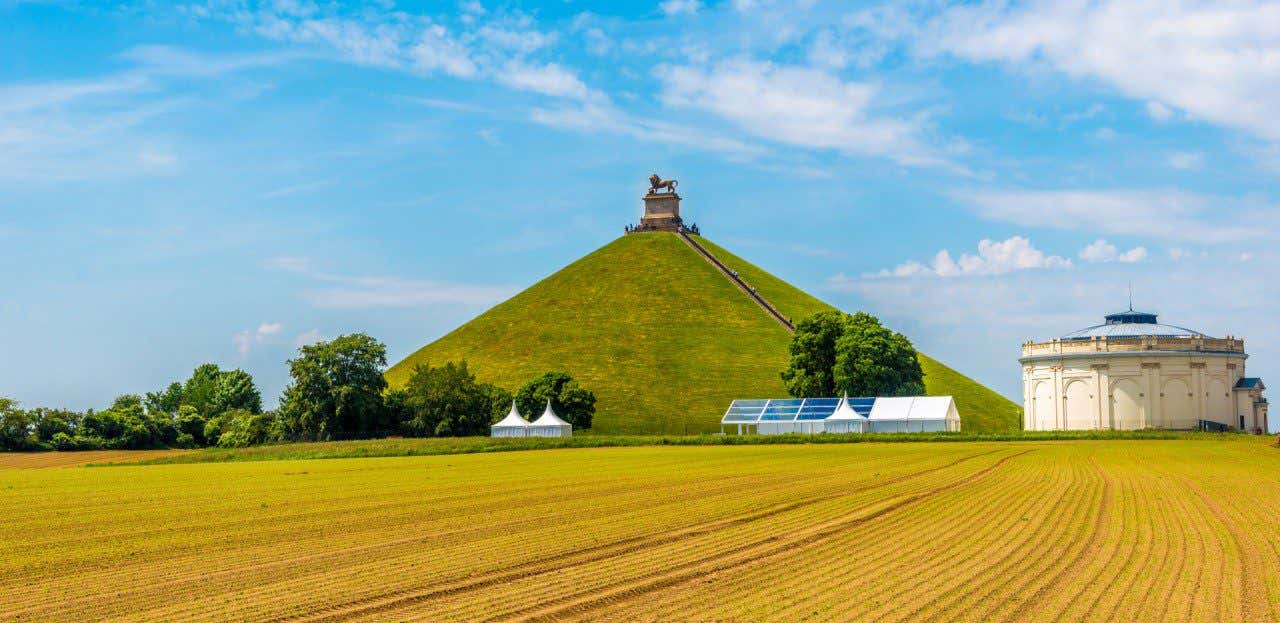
[677,230,796,334]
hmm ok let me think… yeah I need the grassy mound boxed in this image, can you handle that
[388,233,1021,433]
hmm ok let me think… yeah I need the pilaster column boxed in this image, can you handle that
[1142,362,1161,428]
[1092,363,1109,430]
[1191,362,1207,423]
[1051,365,1064,429]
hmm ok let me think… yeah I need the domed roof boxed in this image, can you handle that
[1061,309,1210,340]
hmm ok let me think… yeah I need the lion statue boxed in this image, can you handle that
[649,173,678,194]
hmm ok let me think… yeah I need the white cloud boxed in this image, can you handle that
[116,45,298,78]
[885,0,1280,141]
[233,322,284,355]
[1167,151,1204,170]
[1061,103,1105,125]
[867,236,1071,278]
[476,23,556,54]
[496,61,590,100]
[958,188,1272,243]
[292,329,326,348]
[477,128,503,147]
[1078,239,1147,263]
[264,256,311,273]
[660,0,704,17]
[1119,247,1149,263]
[1092,127,1118,141]
[260,180,331,199]
[658,59,949,168]
[1146,101,1174,122]
[233,332,252,356]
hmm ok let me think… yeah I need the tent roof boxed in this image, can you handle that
[867,397,914,421]
[906,396,958,421]
[868,396,957,421]
[492,401,530,428]
[531,400,571,427]
[825,394,867,421]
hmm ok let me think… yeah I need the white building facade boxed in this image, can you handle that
[1021,309,1268,433]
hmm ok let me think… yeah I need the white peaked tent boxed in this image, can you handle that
[491,401,531,438]
[823,394,868,434]
[529,400,573,438]
[867,396,961,433]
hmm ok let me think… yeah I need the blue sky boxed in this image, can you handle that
[2,0,1278,430]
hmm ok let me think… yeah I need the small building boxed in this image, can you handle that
[1021,307,1268,432]
[529,400,573,438]
[720,395,960,435]
[491,401,530,438]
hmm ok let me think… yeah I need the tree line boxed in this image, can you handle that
[0,333,594,451]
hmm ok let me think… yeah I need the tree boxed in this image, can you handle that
[278,333,388,440]
[780,311,846,398]
[30,407,81,443]
[143,365,263,447]
[182,364,224,419]
[145,382,184,417]
[397,361,507,437]
[81,395,177,449]
[210,369,262,415]
[782,311,925,399]
[515,372,596,430]
[479,383,514,425]
[833,312,925,397]
[0,398,37,451]
[211,409,280,448]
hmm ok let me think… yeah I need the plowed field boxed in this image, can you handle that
[3,440,1278,621]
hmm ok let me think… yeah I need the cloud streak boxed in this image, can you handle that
[266,256,511,309]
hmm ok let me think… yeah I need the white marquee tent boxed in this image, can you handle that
[491,401,531,438]
[867,397,961,433]
[823,394,869,434]
[529,400,573,438]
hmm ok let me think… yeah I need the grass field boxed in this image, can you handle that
[387,233,1020,434]
[4,439,1280,621]
[99,430,1252,465]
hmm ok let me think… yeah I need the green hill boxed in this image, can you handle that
[388,233,1021,434]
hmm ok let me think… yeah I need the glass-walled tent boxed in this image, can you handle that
[722,398,842,434]
[529,400,573,438]
[721,395,959,434]
[491,401,531,438]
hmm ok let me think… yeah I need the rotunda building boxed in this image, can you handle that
[1020,309,1267,433]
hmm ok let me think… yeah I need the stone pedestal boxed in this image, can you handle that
[639,192,683,231]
